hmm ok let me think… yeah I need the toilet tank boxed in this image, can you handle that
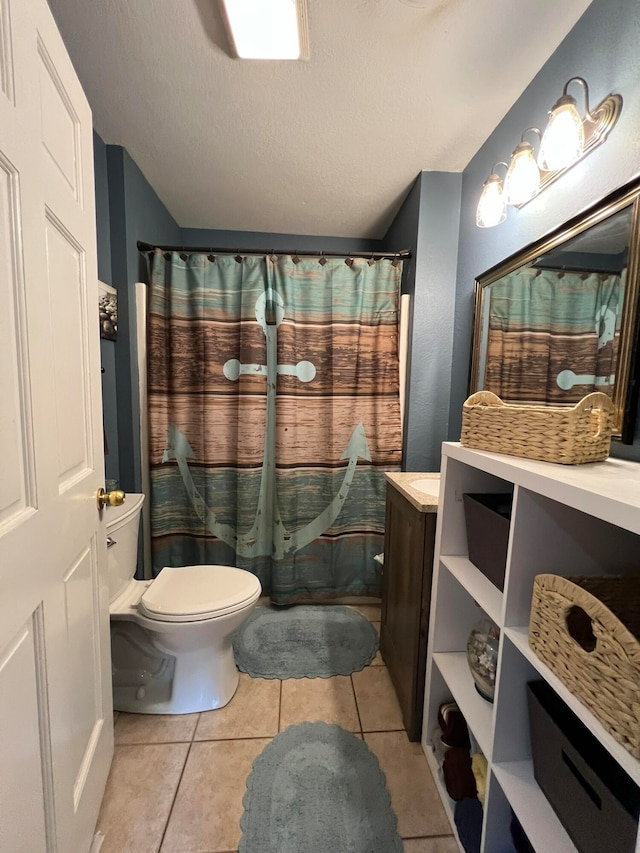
[106,493,145,603]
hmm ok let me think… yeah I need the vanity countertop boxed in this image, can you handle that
[384,472,440,513]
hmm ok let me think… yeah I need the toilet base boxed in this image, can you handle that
[110,604,256,714]
[113,644,240,714]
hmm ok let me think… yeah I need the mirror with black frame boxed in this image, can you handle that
[469,180,640,442]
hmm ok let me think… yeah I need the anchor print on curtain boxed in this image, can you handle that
[147,250,402,604]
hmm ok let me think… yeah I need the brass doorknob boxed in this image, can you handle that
[97,488,126,510]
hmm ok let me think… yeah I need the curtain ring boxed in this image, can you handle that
[391,253,400,267]
[234,254,243,263]
[163,251,171,261]
[269,250,278,263]
[345,256,354,267]
[367,253,376,267]
[292,250,300,264]
[207,253,216,262]
[179,247,188,262]
[319,250,327,266]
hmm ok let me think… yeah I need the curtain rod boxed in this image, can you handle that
[137,240,411,261]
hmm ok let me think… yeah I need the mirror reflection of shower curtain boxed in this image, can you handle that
[147,250,402,604]
[484,268,624,404]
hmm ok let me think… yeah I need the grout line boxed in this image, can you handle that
[350,674,364,735]
[277,679,282,732]
[361,727,405,734]
[192,712,201,742]
[114,738,199,747]
[192,733,280,744]
[402,835,456,841]
[156,741,192,853]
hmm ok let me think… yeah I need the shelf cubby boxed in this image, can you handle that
[432,652,494,758]
[440,556,503,625]
[505,625,640,785]
[438,455,513,560]
[491,762,576,853]
[491,634,539,765]
[481,771,517,853]
[504,487,640,628]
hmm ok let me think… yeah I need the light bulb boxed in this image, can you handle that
[504,142,540,205]
[476,174,506,228]
[539,99,585,171]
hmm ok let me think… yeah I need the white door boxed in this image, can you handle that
[0,0,112,851]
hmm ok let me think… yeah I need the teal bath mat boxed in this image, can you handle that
[239,722,402,853]
[233,605,378,678]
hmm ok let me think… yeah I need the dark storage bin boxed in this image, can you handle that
[527,680,640,853]
[462,493,512,591]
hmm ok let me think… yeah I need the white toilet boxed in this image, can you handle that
[106,493,261,714]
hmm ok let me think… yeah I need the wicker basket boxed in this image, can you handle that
[460,391,614,464]
[529,574,640,758]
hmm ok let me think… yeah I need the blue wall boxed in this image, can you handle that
[93,132,119,482]
[103,145,181,492]
[450,0,640,460]
[385,172,463,471]
[93,132,112,285]
[180,227,379,255]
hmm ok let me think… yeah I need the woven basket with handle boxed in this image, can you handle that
[529,574,640,758]
[460,391,614,464]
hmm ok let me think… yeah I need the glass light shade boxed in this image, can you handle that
[539,101,585,171]
[476,175,506,228]
[504,143,540,205]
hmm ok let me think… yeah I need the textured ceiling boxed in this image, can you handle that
[48,0,593,238]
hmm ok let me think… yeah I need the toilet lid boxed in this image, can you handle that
[139,565,261,622]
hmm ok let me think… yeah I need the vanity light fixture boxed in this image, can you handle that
[476,77,622,227]
[503,128,541,206]
[476,163,508,228]
[220,0,310,60]
[538,78,586,171]
[538,77,623,171]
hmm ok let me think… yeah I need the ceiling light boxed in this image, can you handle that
[220,0,309,60]
[476,77,622,227]
[476,164,508,228]
[504,130,541,206]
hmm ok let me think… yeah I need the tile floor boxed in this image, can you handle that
[96,604,457,853]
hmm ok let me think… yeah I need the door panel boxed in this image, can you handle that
[0,613,51,852]
[0,152,35,528]
[0,0,112,850]
[60,543,102,781]
[45,211,91,487]
[37,38,81,201]
[0,0,15,104]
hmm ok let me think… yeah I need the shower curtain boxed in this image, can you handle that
[484,267,624,403]
[147,250,402,604]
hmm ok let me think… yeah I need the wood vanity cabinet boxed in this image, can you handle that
[380,476,437,742]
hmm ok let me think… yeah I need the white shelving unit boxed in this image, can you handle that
[422,442,640,853]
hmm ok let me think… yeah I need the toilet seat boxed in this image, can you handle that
[139,565,261,623]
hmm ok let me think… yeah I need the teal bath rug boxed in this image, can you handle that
[239,722,402,853]
[233,605,378,678]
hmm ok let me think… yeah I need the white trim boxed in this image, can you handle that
[89,831,105,852]
[399,293,410,434]
[135,283,152,580]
